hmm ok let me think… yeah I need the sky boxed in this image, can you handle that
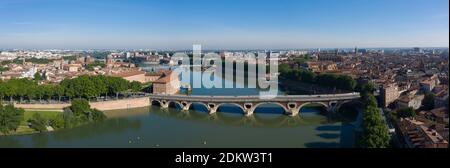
[0,0,448,50]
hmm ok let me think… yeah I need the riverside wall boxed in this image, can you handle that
[14,97,151,111]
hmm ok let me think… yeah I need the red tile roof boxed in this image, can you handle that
[111,70,146,78]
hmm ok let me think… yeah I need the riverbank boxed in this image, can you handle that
[2,97,151,136]
[0,111,60,136]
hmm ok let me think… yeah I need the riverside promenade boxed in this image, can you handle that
[14,97,151,111]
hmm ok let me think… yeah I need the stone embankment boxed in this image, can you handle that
[14,97,151,111]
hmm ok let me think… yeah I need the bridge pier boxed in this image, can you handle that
[180,101,191,111]
[327,101,339,113]
[160,100,169,109]
[286,102,300,116]
[243,103,254,117]
[207,103,219,114]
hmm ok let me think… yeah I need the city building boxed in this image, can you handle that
[145,70,171,83]
[318,53,343,62]
[63,64,82,72]
[397,93,424,110]
[111,70,147,83]
[398,118,448,148]
[380,83,400,107]
[418,107,449,124]
[152,71,180,95]
[420,74,440,92]
[305,61,338,72]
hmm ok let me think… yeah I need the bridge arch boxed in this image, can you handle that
[253,102,289,114]
[335,100,353,111]
[151,100,162,106]
[336,100,360,120]
[216,103,245,114]
[189,102,210,113]
[298,102,329,113]
[168,101,183,109]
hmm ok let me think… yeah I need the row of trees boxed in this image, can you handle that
[0,75,143,103]
[0,58,52,65]
[0,67,9,72]
[279,64,357,91]
[359,85,390,148]
[85,61,106,71]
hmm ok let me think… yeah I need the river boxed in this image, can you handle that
[0,64,356,148]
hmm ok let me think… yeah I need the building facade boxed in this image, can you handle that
[381,83,400,107]
[152,71,180,95]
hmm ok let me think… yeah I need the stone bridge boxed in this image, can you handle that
[149,93,360,117]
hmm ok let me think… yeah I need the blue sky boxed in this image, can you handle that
[0,0,448,49]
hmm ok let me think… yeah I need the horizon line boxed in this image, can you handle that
[1,46,449,51]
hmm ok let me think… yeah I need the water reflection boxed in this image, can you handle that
[32,134,49,148]
[0,105,350,148]
[127,106,332,128]
[0,136,23,148]
[51,117,142,143]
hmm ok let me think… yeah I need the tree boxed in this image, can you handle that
[49,114,65,130]
[35,85,45,102]
[359,90,390,148]
[336,75,356,91]
[65,98,107,125]
[61,78,76,101]
[92,75,108,100]
[25,84,36,102]
[53,85,64,102]
[0,104,24,134]
[361,106,390,148]
[360,82,376,99]
[422,93,436,110]
[15,79,34,103]
[294,57,309,65]
[42,85,54,101]
[70,99,91,116]
[302,70,316,83]
[0,80,5,102]
[0,67,10,72]
[62,108,75,128]
[363,94,378,108]
[397,107,416,118]
[107,77,129,99]
[76,75,97,100]
[34,72,43,81]
[129,81,142,94]
[278,64,291,76]
[3,80,16,102]
[91,109,106,122]
[85,61,106,71]
[28,113,48,133]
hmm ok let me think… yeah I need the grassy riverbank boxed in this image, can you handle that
[0,111,60,136]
